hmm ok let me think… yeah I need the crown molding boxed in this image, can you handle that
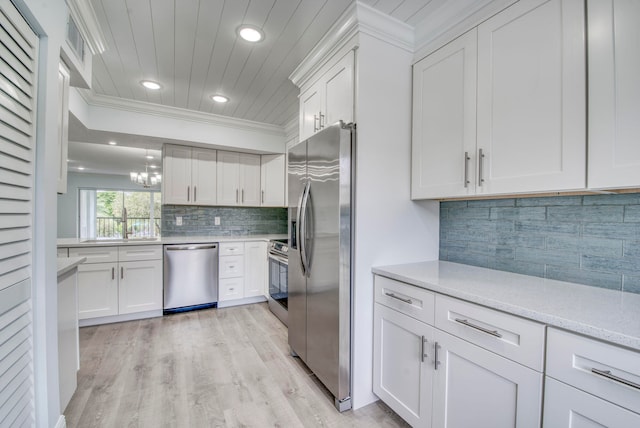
[78,89,286,137]
[289,1,414,89]
[65,0,107,55]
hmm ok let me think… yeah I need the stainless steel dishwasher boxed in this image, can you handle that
[163,243,218,313]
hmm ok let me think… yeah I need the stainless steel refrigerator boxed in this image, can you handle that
[288,121,354,412]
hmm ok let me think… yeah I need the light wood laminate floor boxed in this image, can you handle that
[64,303,409,427]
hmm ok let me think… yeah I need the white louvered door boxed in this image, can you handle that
[0,0,38,426]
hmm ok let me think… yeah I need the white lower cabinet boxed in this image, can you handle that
[244,241,267,298]
[373,275,543,428]
[218,241,267,304]
[70,245,163,323]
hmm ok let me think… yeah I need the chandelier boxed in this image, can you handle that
[130,164,161,188]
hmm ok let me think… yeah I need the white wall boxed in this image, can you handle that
[57,172,158,238]
[351,33,440,409]
[12,0,68,426]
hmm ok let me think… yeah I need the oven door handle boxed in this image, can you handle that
[268,253,288,265]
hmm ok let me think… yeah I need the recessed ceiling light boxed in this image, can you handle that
[108,141,117,145]
[141,80,161,90]
[150,164,158,169]
[146,155,154,160]
[238,25,264,43]
[212,94,229,103]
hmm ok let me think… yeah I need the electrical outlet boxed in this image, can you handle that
[176,216,182,226]
[214,216,220,226]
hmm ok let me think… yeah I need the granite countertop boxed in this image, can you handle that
[57,234,288,247]
[57,257,86,277]
[372,260,640,352]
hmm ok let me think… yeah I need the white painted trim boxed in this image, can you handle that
[289,1,414,89]
[55,415,67,428]
[413,0,517,62]
[217,295,267,308]
[65,0,107,54]
[78,309,163,327]
[76,89,286,137]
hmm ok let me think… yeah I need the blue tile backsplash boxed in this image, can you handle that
[162,205,287,237]
[439,193,640,294]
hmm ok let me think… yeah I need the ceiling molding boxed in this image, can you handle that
[65,0,107,55]
[78,89,286,137]
[289,1,414,89]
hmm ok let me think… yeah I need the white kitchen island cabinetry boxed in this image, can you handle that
[299,50,354,141]
[412,0,586,199]
[163,145,217,205]
[70,245,163,325]
[587,0,640,189]
[217,151,261,206]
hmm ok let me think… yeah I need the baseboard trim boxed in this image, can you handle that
[78,310,163,327]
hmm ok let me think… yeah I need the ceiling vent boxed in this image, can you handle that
[66,16,85,63]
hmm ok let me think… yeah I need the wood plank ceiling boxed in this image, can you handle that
[90,0,440,127]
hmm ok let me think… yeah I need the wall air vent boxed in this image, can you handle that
[67,15,85,63]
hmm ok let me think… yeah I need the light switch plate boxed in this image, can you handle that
[176,216,182,226]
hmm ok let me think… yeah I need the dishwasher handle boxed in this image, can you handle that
[165,244,218,251]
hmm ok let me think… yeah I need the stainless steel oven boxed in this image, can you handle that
[268,239,288,326]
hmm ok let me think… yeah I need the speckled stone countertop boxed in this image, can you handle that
[57,234,288,247]
[57,257,86,277]
[372,261,640,352]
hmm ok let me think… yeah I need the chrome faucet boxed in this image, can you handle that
[122,207,129,239]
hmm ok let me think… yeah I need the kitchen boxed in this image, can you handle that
[1,0,639,427]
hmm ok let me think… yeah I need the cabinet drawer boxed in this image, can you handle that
[435,295,545,371]
[374,276,435,325]
[219,277,243,301]
[219,242,245,256]
[219,255,244,279]
[69,246,118,263]
[546,328,640,415]
[118,245,162,262]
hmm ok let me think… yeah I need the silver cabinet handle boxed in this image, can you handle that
[313,114,318,132]
[464,151,470,188]
[112,267,115,280]
[236,189,239,203]
[591,368,640,390]
[194,186,197,202]
[455,318,502,338]
[242,189,244,203]
[262,190,265,204]
[478,148,485,186]
[187,186,190,202]
[120,266,124,279]
[384,292,412,304]
[319,112,325,129]
[420,336,427,363]
[434,342,439,370]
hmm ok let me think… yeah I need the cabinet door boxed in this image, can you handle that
[261,154,285,207]
[118,260,163,314]
[299,84,322,140]
[373,303,434,428]
[240,153,261,206]
[588,0,640,189]
[77,262,118,319]
[544,377,640,427]
[476,0,585,195]
[192,148,217,205]
[57,62,70,194]
[412,29,477,199]
[217,151,241,206]
[323,50,354,129]
[163,145,192,204]
[244,241,267,298]
[432,330,542,428]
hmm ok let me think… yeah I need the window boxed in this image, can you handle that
[79,189,161,239]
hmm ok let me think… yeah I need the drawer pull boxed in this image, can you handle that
[591,368,640,390]
[454,318,502,338]
[434,342,439,370]
[420,335,427,363]
[384,292,412,304]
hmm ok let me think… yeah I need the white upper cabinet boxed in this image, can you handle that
[217,151,261,206]
[412,0,586,199]
[261,154,285,207]
[163,145,217,205]
[587,0,640,189]
[412,30,478,199]
[476,0,585,195]
[299,50,354,141]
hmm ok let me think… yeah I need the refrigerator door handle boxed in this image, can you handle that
[299,181,311,275]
